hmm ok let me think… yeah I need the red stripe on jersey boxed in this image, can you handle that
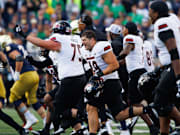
[47,65,53,68]
[87,57,95,60]
[50,37,57,41]
[158,24,168,30]
[126,38,133,42]
[104,45,111,51]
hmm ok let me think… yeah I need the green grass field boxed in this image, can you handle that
[0,108,152,135]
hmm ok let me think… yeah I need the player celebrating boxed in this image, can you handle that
[81,30,152,135]
[15,21,88,135]
[149,1,180,135]
[118,22,159,135]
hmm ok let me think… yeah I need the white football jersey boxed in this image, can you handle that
[154,13,180,66]
[123,34,144,73]
[48,33,84,79]
[81,41,119,81]
[143,40,155,72]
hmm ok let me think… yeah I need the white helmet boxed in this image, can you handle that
[0,35,13,50]
[70,20,80,35]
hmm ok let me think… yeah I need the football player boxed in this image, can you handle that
[81,30,151,135]
[149,1,180,135]
[140,32,155,72]
[15,21,88,135]
[0,51,27,135]
[117,22,159,135]
[0,35,46,129]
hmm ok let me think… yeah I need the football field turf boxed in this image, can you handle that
[0,108,151,135]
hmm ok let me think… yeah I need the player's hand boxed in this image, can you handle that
[176,79,180,98]
[91,70,104,81]
[14,25,27,38]
[14,71,20,81]
[2,61,7,67]
[26,55,33,63]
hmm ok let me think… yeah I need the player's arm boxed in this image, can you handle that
[46,74,53,92]
[0,51,8,67]
[26,35,61,51]
[102,51,119,75]
[9,50,23,72]
[117,43,134,60]
[158,29,180,76]
[27,56,53,69]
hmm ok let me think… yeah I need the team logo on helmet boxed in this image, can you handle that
[52,21,71,35]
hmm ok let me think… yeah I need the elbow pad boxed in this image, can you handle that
[15,55,24,61]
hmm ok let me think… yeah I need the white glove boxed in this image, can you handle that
[14,71,20,81]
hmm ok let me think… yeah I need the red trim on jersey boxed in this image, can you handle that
[104,45,111,51]
[126,38,133,42]
[47,65,53,68]
[87,57,95,60]
[158,24,168,30]
[50,37,57,42]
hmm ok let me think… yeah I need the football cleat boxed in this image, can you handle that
[149,124,159,135]
[52,126,65,135]
[18,128,29,135]
[24,116,38,129]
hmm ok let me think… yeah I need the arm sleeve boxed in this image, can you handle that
[158,29,175,43]
[30,57,53,69]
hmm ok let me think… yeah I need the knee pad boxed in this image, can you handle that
[14,99,23,107]
[32,102,42,110]
[19,106,27,113]
[129,106,134,118]
[155,103,173,117]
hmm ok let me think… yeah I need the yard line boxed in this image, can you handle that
[112,129,149,133]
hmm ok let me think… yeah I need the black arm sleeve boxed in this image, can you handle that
[29,57,53,69]
[158,29,175,43]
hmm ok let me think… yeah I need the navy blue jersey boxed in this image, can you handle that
[3,43,34,74]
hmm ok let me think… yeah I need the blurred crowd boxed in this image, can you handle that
[0,0,180,103]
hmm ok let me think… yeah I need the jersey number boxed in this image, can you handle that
[146,51,152,66]
[18,46,28,57]
[71,44,81,61]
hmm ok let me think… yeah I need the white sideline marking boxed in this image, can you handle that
[112,129,149,133]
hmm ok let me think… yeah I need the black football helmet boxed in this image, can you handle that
[40,49,49,58]
[84,77,104,101]
[138,72,159,103]
[52,20,71,35]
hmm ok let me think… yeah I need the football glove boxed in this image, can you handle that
[14,71,20,81]
[14,25,27,38]
[91,70,104,81]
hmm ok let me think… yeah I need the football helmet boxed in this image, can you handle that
[84,77,104,101]
[0,35,12,50]
[70,20,80,35]
[40,48,49,58]
[52,21,71,35]
[138,72,159,103]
